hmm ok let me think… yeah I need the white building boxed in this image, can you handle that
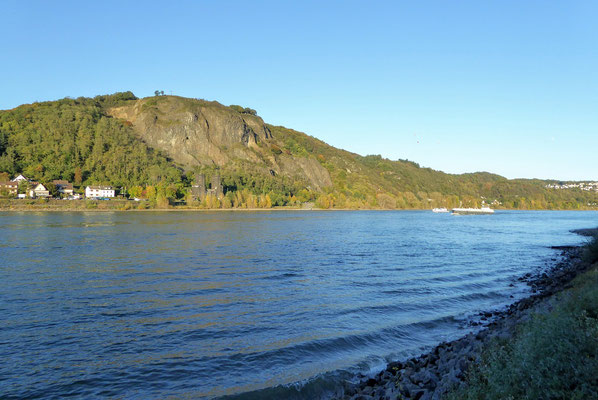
[29,183,50,198]
[85,185,115,198]
[11,174,29,182]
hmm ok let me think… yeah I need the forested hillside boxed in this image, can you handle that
[0,92,182,186]
[0,92,596,209]
[268,124,597,209]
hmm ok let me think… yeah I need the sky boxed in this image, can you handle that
[2,1,597,181]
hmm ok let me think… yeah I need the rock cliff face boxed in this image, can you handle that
[108,96,332,189]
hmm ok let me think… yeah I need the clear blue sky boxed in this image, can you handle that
[2,1,597,181]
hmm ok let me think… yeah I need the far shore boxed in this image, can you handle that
[1,200,598,213]
[2,207,598,213]
[0,204,376,212]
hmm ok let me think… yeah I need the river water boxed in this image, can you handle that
[1,210,596,399]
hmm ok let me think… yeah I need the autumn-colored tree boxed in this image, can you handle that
[205,194,220,208]
[128,186,144,199]
[221,195,232,208]
[145,185,157,200]
[156,192,170,208]
[264,194,272,208]
[376,193,396,209]
[74,167,82,185]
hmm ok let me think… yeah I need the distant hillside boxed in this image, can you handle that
[0,92,596,209]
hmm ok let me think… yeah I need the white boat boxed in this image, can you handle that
[432,207,449,213]
[451,206,494,215]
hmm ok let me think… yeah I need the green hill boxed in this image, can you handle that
[0,92,596,209]
[0,92,182,186]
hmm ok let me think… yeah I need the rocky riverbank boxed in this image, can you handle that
[339,232,595,400]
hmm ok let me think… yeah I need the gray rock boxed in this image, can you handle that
[381,370,392,381]
[384,385,397,398]
[412,389,427,400]
[400,380,421,397]
[402,366,415,380]
[361,385,374,395]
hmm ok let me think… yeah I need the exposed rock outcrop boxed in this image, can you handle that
[108,96,332,190]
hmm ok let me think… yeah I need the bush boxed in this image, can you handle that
[155,192,171,208]
[229,105,257,115]
[270,144,283,155]
[94,91,138,107]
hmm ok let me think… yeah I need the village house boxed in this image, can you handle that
[53,180,74,196]
[29,183,50,198]
[0,181,18,196]
[85,185,115,198]
[11,174,29,183]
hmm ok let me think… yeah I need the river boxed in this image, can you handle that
[1,210,596,399]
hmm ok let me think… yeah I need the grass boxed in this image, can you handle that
[447,234,598,400]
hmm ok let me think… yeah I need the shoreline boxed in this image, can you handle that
[0,207,408,213]
[338,228,598,400]
[1,205,598,213]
